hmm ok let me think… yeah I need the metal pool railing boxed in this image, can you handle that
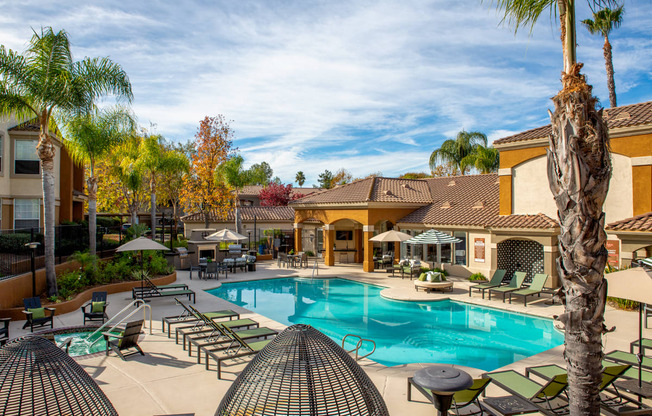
[86,300,152,350]
[342,334,376,361]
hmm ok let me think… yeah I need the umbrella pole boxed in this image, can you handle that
[639,302,643,389]
[141,250,144,291]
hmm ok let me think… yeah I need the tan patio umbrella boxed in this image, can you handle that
[116,237,169,290]
[605,266,652,389]
[369,230,412,265]
[205,228,248,242]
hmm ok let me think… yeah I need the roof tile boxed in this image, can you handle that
[606,212,652,232]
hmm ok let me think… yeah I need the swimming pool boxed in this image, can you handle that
[207,277,563,370]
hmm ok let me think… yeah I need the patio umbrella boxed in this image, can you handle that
[205,228,248,242]
[369,230,412,242]
[116,237,169,290]
[605,266,652,389]
[405,229,461,264]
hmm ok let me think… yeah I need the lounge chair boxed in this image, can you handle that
[525,363,650,415]
[630,338,652,355]
[204,324,273,379]
[488,272,527,302]
[176,308,259,350]
[131,275,190,299]
[408,377,491,416]
[81,291,109,324]
[22,297,55,332]
[103,319,145,360]
[508,273,549,306]
[605,350,652,370]
[487,369,568,415]
[161,298,239,338]
[0,317,10,346]
[469,269,506,298]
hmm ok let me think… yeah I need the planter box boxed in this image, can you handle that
[0,272,176,321]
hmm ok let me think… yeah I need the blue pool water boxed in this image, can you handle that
[206,277,563,370]
[54,331,119,356]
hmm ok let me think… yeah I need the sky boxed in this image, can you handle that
[1,1,651,186]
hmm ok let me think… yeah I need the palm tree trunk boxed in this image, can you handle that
[234,191,241,234]
[38,133,58,296]
[87,176,97,256]
[603,37,617,108]
[547,64,611,416]
[150,189,156,240]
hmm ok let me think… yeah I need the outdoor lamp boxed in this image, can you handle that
[247,230,251,249]
[413,365,473,416]
[25,242,40,298]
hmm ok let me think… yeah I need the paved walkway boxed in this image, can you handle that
[6,261,650,415]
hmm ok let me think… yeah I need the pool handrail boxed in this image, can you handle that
[86,300,152,349]
[342,333,376,361]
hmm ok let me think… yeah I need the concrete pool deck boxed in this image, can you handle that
[5,261,650,415]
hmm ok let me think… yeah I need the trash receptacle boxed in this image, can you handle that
[248,262,256,272]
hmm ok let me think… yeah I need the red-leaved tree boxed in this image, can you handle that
[259,183,304,206]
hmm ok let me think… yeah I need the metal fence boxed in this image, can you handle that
[0,224,123,281]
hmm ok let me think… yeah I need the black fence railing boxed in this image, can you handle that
[0,224,124,281]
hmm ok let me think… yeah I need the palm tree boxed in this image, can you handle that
[295,171,306,186]
[217,155,260,234]
[108,136,148,226]
[491,1,615,414]
[138,135,189,240]
[63,107,136,256]
[460,145,499,174]
[582,5,624,108]
[429,130,487,175]
[0,28,132,295]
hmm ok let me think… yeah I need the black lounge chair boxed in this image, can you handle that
[22,297,55,332]
[469,269,506,298]
[178,305,259,351]
[103,319,145,360]
[161,298,239,338]
[132,278,195,304]
[131,274,190,299]
[408,376,491,416]
[205,324,273,379]
[0,317,10,346]
[81,291,109,324]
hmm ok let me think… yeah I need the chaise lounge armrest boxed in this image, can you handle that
[81,301,110,311]
[22,307,56,316]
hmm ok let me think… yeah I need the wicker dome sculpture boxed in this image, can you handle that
[216,324,389,416]
[0,336,118,416]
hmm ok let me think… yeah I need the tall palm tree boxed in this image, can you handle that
[460,145,499,174]
[491,1,615,414]
[295,171,306,186]
[63,107,136,256]
[582,5,624,108]
[429,130,487,175]
[217,155,262,234]
[0,28,132,295]
[138,134,189,240]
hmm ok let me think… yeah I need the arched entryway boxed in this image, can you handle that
[496,239,544,283]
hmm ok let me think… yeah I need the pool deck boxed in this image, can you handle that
[6,261,650,416]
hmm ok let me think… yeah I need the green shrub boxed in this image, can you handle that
[305,251,315,257]
[432,267,449,276]
[96,216,121,227]
[145,252,173,276]
[607,296,639,310]
[419,267,431,273]
[469,272,486,281]
[0,233,34,253]
[57,269,85,298]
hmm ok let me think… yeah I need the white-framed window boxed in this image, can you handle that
[14,139,40,175]
[14,198,40,230]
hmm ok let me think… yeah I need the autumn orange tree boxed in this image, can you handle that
[180,116,234,227]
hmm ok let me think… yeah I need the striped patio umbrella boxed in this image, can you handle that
[638,257,652,268]
[404,229,461,245]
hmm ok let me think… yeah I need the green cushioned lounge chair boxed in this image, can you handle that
[408,377,491,416]
[487,370,568,415]
[162,298,239,338]
[630,337,652,355]
[469,269,506,299]
[605,350,652,370]
[191,321,277,364]
[508,273,549,306]
[205,324,273,379]
[488,272,527,302]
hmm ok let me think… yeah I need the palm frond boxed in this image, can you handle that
[74,57,133,103]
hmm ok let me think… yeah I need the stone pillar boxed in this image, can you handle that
[354,228,363,263]
[363,225,374,272]
[323,224,335,266]
[543,245,559,288]
[294,223,303,253]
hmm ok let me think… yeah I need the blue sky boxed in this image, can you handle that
[1,0,651,186]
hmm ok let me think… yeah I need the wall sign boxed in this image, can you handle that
[474,238,485,263]
[605,240,620,267]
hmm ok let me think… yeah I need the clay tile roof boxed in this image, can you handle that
[369,178,432,203]
[494,101,652,146]
[8,119,41,132]
[488,213,558,229]
[240,185,264,196]
[292,178,375,204]
[181,206,295,223]
[399,174,498,226]
[606,212,652,232]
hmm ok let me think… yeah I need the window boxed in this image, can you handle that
[15,139,39,174]
[14,199,40,230]
[454,231,467,265]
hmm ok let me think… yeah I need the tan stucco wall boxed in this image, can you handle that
[295,207,419,227]
[467,231,493,276]
[512,155,557,218]
[604,154,633,224]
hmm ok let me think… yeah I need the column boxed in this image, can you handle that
[354,228,363,263]
[323,224,335,266]
[543,245,559,288]
[498,168,513,216]
[294,223,303,253]
[363,225,374,272]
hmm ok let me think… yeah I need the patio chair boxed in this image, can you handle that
[21,297,55,332]
[630,337,652,354]
[508,273,549,306]
[162,298,239,338]
[487,369,569,415]
[204,324,273,379]
[177,305,258,349]
[469,269,506,298]
[103,319,145,360]
[278,253,288,268]
[81,291,109,325]
[0,317,10,346]
[408,376,491,416]
[605,350,652,370]
[204,262,221,279]
[488,271,527,302]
